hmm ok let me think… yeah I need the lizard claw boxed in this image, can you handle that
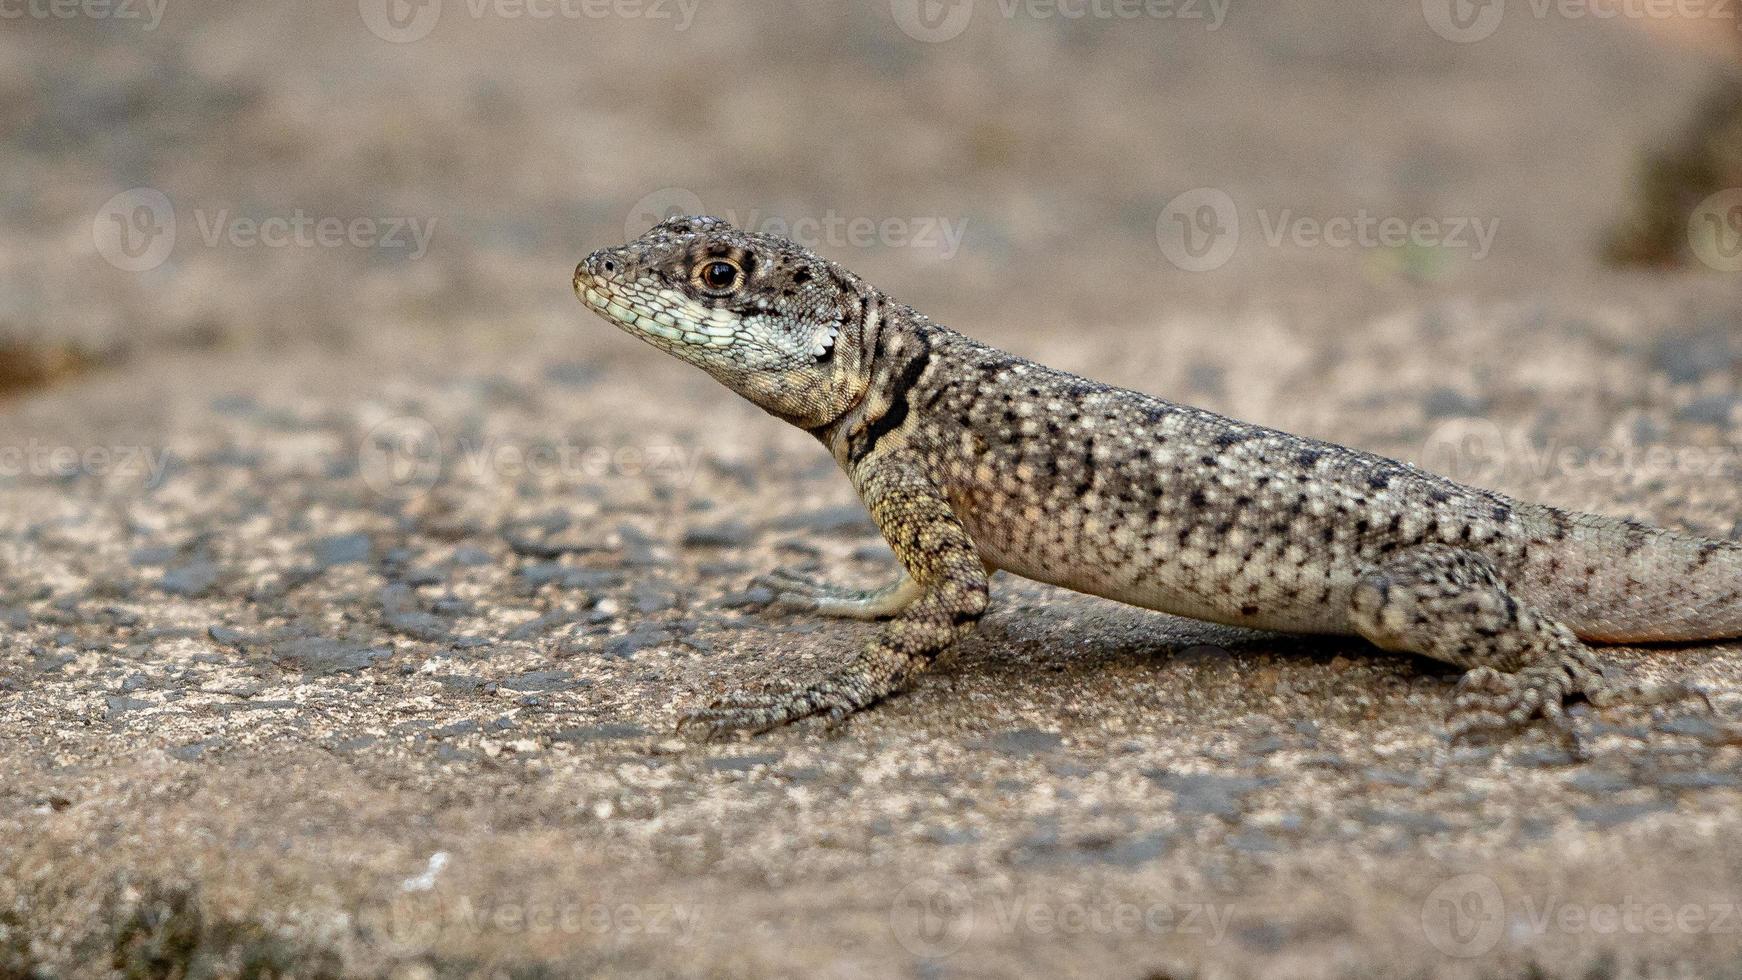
[749,569,829,614]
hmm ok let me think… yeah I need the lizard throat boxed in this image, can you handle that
[575,273,739,349]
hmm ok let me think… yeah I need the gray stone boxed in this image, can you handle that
[1574,800,1676,827]
[1422,387,1488,419]
[770,505,877,537]
[553,723,648,744]
[500,670,585,692]
[630,580,677,614]
[985,728,1064,757]
[520,563,619,590]
[682,519,756,548]
[104,695,151,718]
[704,752,782,772]
[312,533,372,568]
[603,623,671,658]
[1566,769,1635,794]
[160,560,220,598]
[1147,771,1267,819]
[716,586,775,610]
[1678,395,1738,426]
[1654,330,1734,384]
[273,637,390,677]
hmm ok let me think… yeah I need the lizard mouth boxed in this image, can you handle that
[574,269,738,349]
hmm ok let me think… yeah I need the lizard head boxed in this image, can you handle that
[574,215,873,429]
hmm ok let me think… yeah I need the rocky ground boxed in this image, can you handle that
[4,1,1742,977]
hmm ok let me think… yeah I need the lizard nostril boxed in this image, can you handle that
[602,259,615,273]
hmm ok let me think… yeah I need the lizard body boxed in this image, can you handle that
[575,216,1733,741]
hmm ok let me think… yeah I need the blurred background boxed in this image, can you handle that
[3,0,1738,390]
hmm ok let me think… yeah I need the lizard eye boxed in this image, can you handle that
[696,258,742,293]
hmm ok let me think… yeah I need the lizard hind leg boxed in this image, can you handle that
[1347,545,1614,745]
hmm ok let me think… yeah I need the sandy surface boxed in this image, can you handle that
[4,1,1742,977]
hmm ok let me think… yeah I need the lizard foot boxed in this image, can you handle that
[676,681,865,740]
[1448,658,1714,749]
[1447,663,1587,749]
[676,650,914,740]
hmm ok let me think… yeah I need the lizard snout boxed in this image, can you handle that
[577,248,625,284]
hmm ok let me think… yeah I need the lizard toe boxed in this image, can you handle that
[1447,663,1576,745]
[676,683,856,739]
[749,570,832,614]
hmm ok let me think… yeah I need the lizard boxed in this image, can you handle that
[573,215,1733,744]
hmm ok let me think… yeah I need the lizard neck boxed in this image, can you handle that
[817,303,943,470]
[802,291,898,464]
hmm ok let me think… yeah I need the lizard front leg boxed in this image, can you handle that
[1347,545,1705,746]
[681,454,988,738]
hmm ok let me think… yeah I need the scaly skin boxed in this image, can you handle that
[574,216,1732,743]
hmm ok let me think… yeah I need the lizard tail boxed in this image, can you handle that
[1519,505,1742,644]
